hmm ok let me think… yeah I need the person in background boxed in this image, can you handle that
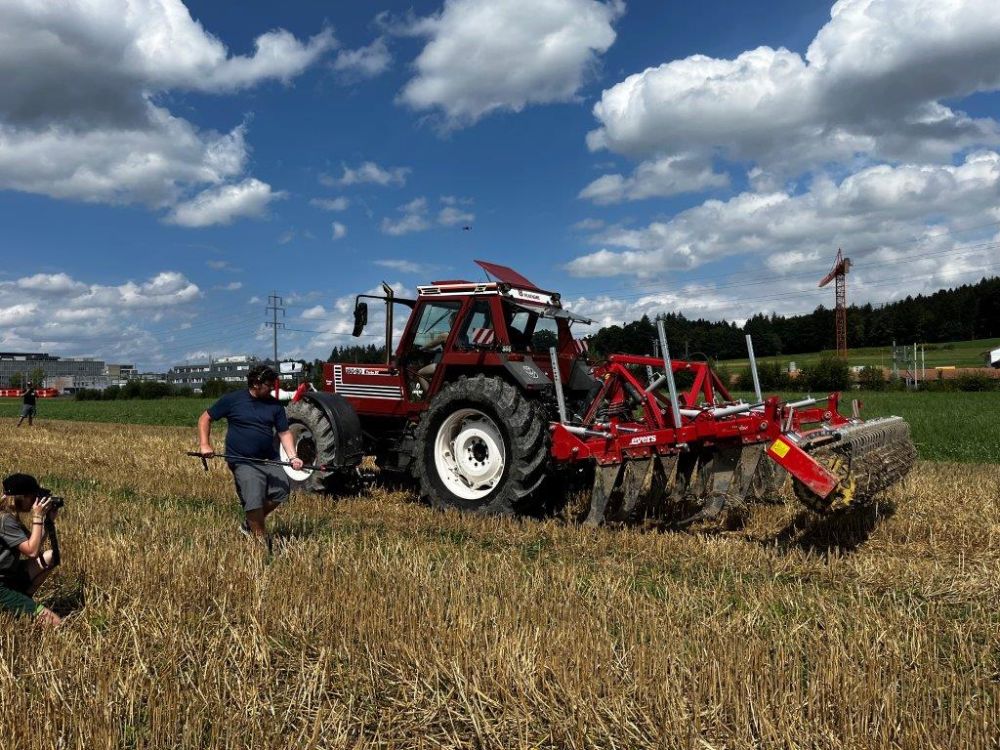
[197,365,303,550]
[16,385,37,427]
[0,474,61,626]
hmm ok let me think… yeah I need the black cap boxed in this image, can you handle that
[247,364,279,386]
[2,473,50,497]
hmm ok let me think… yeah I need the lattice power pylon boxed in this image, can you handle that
[818,248,851,357]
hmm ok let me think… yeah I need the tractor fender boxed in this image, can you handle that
[503,358,550,392]
[297,391,364,468]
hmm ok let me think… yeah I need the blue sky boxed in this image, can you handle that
[1,0,999,369]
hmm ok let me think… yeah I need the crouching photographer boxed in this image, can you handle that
[0,474,63,627]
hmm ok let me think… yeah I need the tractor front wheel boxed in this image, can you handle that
[414,376,548,515]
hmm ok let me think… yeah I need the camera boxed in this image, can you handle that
[44,495,65,511]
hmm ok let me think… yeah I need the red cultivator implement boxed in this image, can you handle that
[548,321,916,526]
[278,261,916,531]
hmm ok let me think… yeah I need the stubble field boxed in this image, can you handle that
[0,417,998,749]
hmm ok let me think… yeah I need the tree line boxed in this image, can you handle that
[587,276,1000,360]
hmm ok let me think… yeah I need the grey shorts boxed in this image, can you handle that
[230,463,289,513]
[20,405,35,417]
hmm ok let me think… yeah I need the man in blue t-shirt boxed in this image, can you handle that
[197,365,303,547]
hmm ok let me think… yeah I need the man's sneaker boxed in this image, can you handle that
[239,521,272,554]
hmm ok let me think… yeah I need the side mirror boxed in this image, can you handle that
[352,302,368,337]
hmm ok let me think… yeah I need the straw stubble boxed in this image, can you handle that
[0,419,997,748]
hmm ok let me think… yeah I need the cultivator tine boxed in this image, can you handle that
[645,455,679,517]
[678,447,739,525]
[673,452,701,502]
[585,463,624,527]
[739,443,773,502]
[676,446,771,525]
[748,452,787,504]
[793,416,917,513]
[605,458,654,523]
[586,454,680,526]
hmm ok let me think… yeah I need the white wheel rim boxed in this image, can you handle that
[280,423,315,482]
[433,408,506,501]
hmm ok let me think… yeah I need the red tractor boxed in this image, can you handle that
[280,261,916,526]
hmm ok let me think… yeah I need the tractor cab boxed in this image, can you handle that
[328,260,593,418]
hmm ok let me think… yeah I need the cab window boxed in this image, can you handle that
[410,301,462,350]
[502,303,533,350]
[456,300,496,348]
[532,316,559,351]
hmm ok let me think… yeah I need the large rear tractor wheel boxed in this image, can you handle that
[414,376,548,515]
[282,397,361,493]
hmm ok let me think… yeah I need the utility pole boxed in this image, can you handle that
[265,292,285,368]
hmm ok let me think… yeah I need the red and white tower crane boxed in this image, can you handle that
[818,248,851,357]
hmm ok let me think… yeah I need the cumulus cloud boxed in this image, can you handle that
[0,111,249,208]
[301,305,327,320]
[0,0,331,220]
[380,196,475,235]
[580,154,729,203]
[165,178,283,227]
[0,270,201,361]
[438,205,474,226]
[331,221,347,240]
[214,281,243,291]
[322,161,409,188]
[564,286,741,329]
[206,259,240,272]
[587,0,1000,175]
[374,259,430,274]
[305,282,414,352]
[332,37,392,80]
[310,196,349,211]
[398,0,624,126]
[571,218,605,231]
[564,228,1000,325]
[568,151,1000,278]
[380,197,432,236]
[16,273,87,294]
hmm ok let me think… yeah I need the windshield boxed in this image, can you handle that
[411,301,461,349]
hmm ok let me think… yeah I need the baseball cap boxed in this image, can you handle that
[2,473,51,497]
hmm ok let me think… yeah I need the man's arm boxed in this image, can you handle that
[198,411,215,456]
[277,431,304,470]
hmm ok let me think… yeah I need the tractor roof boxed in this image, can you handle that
[474,260,540,290]
[419,259,552,300]
[416,260,592,324]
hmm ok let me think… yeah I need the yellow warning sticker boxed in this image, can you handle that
[770,439,790,458]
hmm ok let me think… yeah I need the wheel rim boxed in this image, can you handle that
[433,408,506,501]
[280,422,316,482]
